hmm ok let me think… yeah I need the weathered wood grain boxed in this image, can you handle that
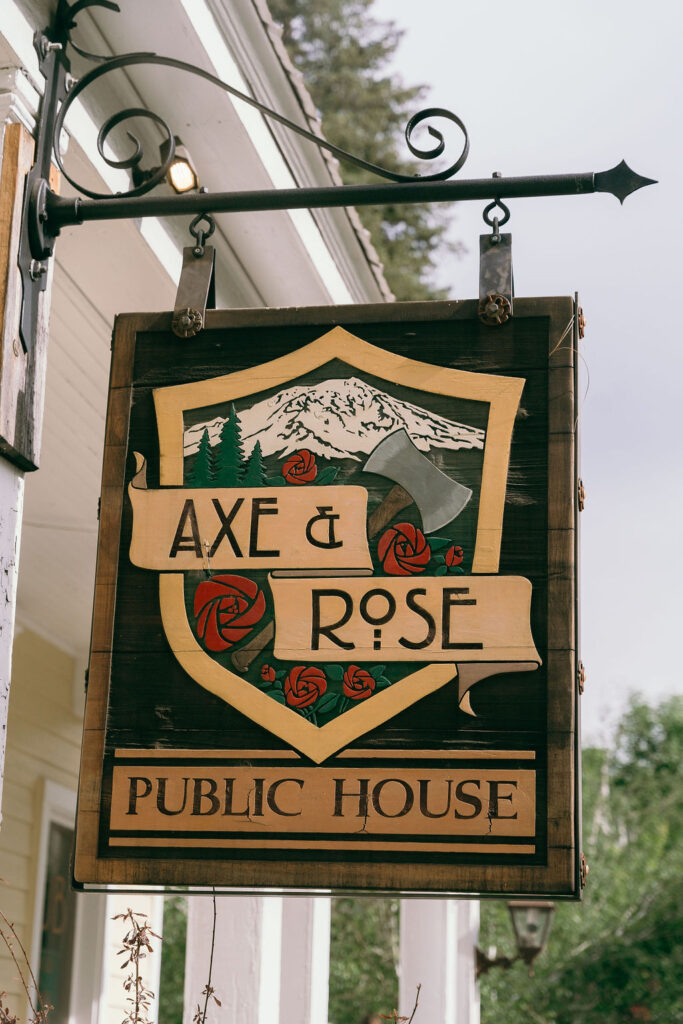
[75,299,579,897]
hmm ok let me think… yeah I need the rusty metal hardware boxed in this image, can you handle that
[172,307,204,338]
[172,246,215,339]
[172,214,216,338]
[577,661,586,694]
[578,307,586,339]
[580,853,589,889]
[479,293,512,326]
[578,478,586,510]
[479,189,513,324]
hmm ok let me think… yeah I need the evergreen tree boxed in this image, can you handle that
[214,405,245,486]
[187,427,215,486]
[242,440,268,486]
[269,0,463,300]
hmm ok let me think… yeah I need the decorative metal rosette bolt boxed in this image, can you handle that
[172,307,203,338]
[478,293,512,326]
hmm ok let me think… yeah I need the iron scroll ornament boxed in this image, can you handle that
[51,17,470,200]
[17,0,656,355]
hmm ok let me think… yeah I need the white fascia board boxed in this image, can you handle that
[2,0,181,286]
[176,0,353,304]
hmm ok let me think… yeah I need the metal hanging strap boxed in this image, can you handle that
[172,213,216,339]
[478,183,513,326]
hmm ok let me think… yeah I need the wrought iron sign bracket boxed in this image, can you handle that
[17,0,657,353]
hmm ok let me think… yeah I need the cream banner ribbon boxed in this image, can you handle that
[269,574,540,664]
[269,574,540,714]
[128,454,373,572]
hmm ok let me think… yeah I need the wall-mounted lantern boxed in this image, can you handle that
[476,901,556,978]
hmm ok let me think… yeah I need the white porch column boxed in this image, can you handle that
[184,895,284,1024]
[184,894,331,1024]
[279,896,331,1024]
[399,899,479,1024]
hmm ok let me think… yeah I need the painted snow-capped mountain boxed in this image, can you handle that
[184,377,485,462]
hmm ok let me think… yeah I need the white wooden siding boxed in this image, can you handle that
[0,631,79,1009]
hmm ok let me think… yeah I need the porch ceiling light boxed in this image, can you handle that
[160,136,199,194]
[131,136,200,194]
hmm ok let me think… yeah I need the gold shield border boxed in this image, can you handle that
[153,327,524,762]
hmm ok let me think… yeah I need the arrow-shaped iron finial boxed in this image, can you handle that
[594,160,658,204]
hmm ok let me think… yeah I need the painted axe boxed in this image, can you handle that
[231,431,471,673]
[363,429,471,536]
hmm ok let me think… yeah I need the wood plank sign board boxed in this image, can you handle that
[75,298,580,896]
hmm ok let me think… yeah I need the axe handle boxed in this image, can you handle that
[232,620,275,673]
[367,483,413,539]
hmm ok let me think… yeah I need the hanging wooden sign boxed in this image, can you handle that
[75,298,580,896]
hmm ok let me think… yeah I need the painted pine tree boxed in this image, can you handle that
[187,427,215,485]
[242,440,268,486]
[214,406,245,486]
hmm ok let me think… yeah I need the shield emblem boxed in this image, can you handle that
[128,327,539,762]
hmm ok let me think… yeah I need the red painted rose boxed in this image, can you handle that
[282,449,317,484]
[445,545,464,567]
[284,665,327,708]
[378,522,431,576]
[261,664,276,683]
[194,574,266,652]
[343,665,376,700]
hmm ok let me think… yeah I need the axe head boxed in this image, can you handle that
[363,429,472,534]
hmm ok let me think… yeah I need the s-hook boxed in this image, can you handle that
[189,211,216,257]
[482,197,511,245]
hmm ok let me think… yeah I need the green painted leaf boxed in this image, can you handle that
[316,466,339,486]
[435,564,448,576]
[449,565,465,574]
[375,678,392,689]
[433,554,446,565]
[427,536,452,550]
[369,665,386,679]
[325,664,345,682]
[267,690,286,704]
[315,692,340,713]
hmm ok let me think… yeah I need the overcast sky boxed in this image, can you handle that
[373,0,681,742]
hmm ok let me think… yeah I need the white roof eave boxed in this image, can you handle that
[69,0,390,306]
